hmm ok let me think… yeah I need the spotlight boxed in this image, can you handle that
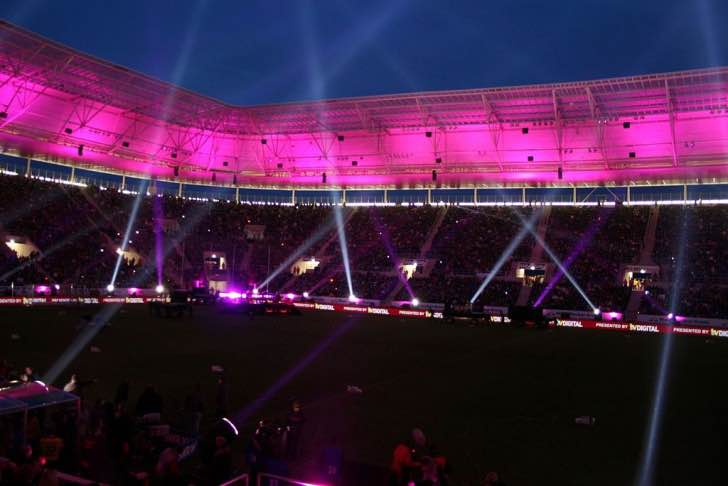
[667,313,674,320]
[411,298,420,307]
[348,294,358,303]
[9,239,15,244]
[286,293,295,300]
[252,288,259,295]
[640,269,646,274]
[54,284,60,290]
[593,308,601,316]
[155,284,165,294]
[303,291,310,298]
[645,290,650,295]
[77,144,84,156]
[106,284,115,292]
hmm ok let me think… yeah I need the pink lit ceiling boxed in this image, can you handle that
[1,20,728,188]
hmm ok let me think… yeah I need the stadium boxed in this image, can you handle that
[0,4,727,486]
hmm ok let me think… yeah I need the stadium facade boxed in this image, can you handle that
[1,20,728,204]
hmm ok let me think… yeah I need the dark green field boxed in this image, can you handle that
[1,305,727,485]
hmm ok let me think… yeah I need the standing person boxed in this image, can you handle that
[390,432,422,486]
[215,375,230,418]
[114,380,130,406]
[285,400,306,460]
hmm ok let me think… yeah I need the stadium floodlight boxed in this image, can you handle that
[593,308,601,316]
[348,294,359,303]
[258,216,337,289]
[514,209,599,314]
[333,197,356,299]
[638,209,689,486]
[411,298,419,307]
[252,288,259,295]
[286,293,295,300]
[471,210,540,303]
[106,284,115,292]
[303,291,310,298]
[155,284,165,294]
[109,180,148,290]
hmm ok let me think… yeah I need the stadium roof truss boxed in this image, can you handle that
[0,20,727,188]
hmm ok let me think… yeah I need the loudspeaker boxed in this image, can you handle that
[174,166,179,177]
[623,121,631,129]
[351,160,358,166]
[212,172,216,182]
[64,127,72,134]
[277,163,283,169]
[435,157,442,164]
[558,166,563,179]
[337,135,344,141]
[261,138,267,145]
[171,152,177,159]
[522,127,529,134]
[77,144,84,156]
[629,151,636,158]
[122,141,129,148]
[322,172,327,183]
[432,169,437,181]
[233,174,237,185]
[425,131,432,138]
[527,155,534,162]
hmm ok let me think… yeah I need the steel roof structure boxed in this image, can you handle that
[1,19,727,187]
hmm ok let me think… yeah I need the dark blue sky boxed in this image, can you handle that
[2,0,726,106]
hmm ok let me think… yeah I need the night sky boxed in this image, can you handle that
[1,0,727,106]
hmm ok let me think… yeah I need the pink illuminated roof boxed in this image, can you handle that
[1,19,728,188]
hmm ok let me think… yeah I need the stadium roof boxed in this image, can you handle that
[1,19,728,188]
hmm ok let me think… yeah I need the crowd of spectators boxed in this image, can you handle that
[1,174,728,318]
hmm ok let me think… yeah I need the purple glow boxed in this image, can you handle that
[127,287,139,295]
[286,292,295,300]
[0,35,725,191]
[534,207,612,307]
[152,194,164,286]
[608,311,623,320]
[370,209,414,299]
[35,285,50,294]
[233,317,359,426]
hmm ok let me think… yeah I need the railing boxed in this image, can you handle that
[256,473,328,486]
[219,473,249,486]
